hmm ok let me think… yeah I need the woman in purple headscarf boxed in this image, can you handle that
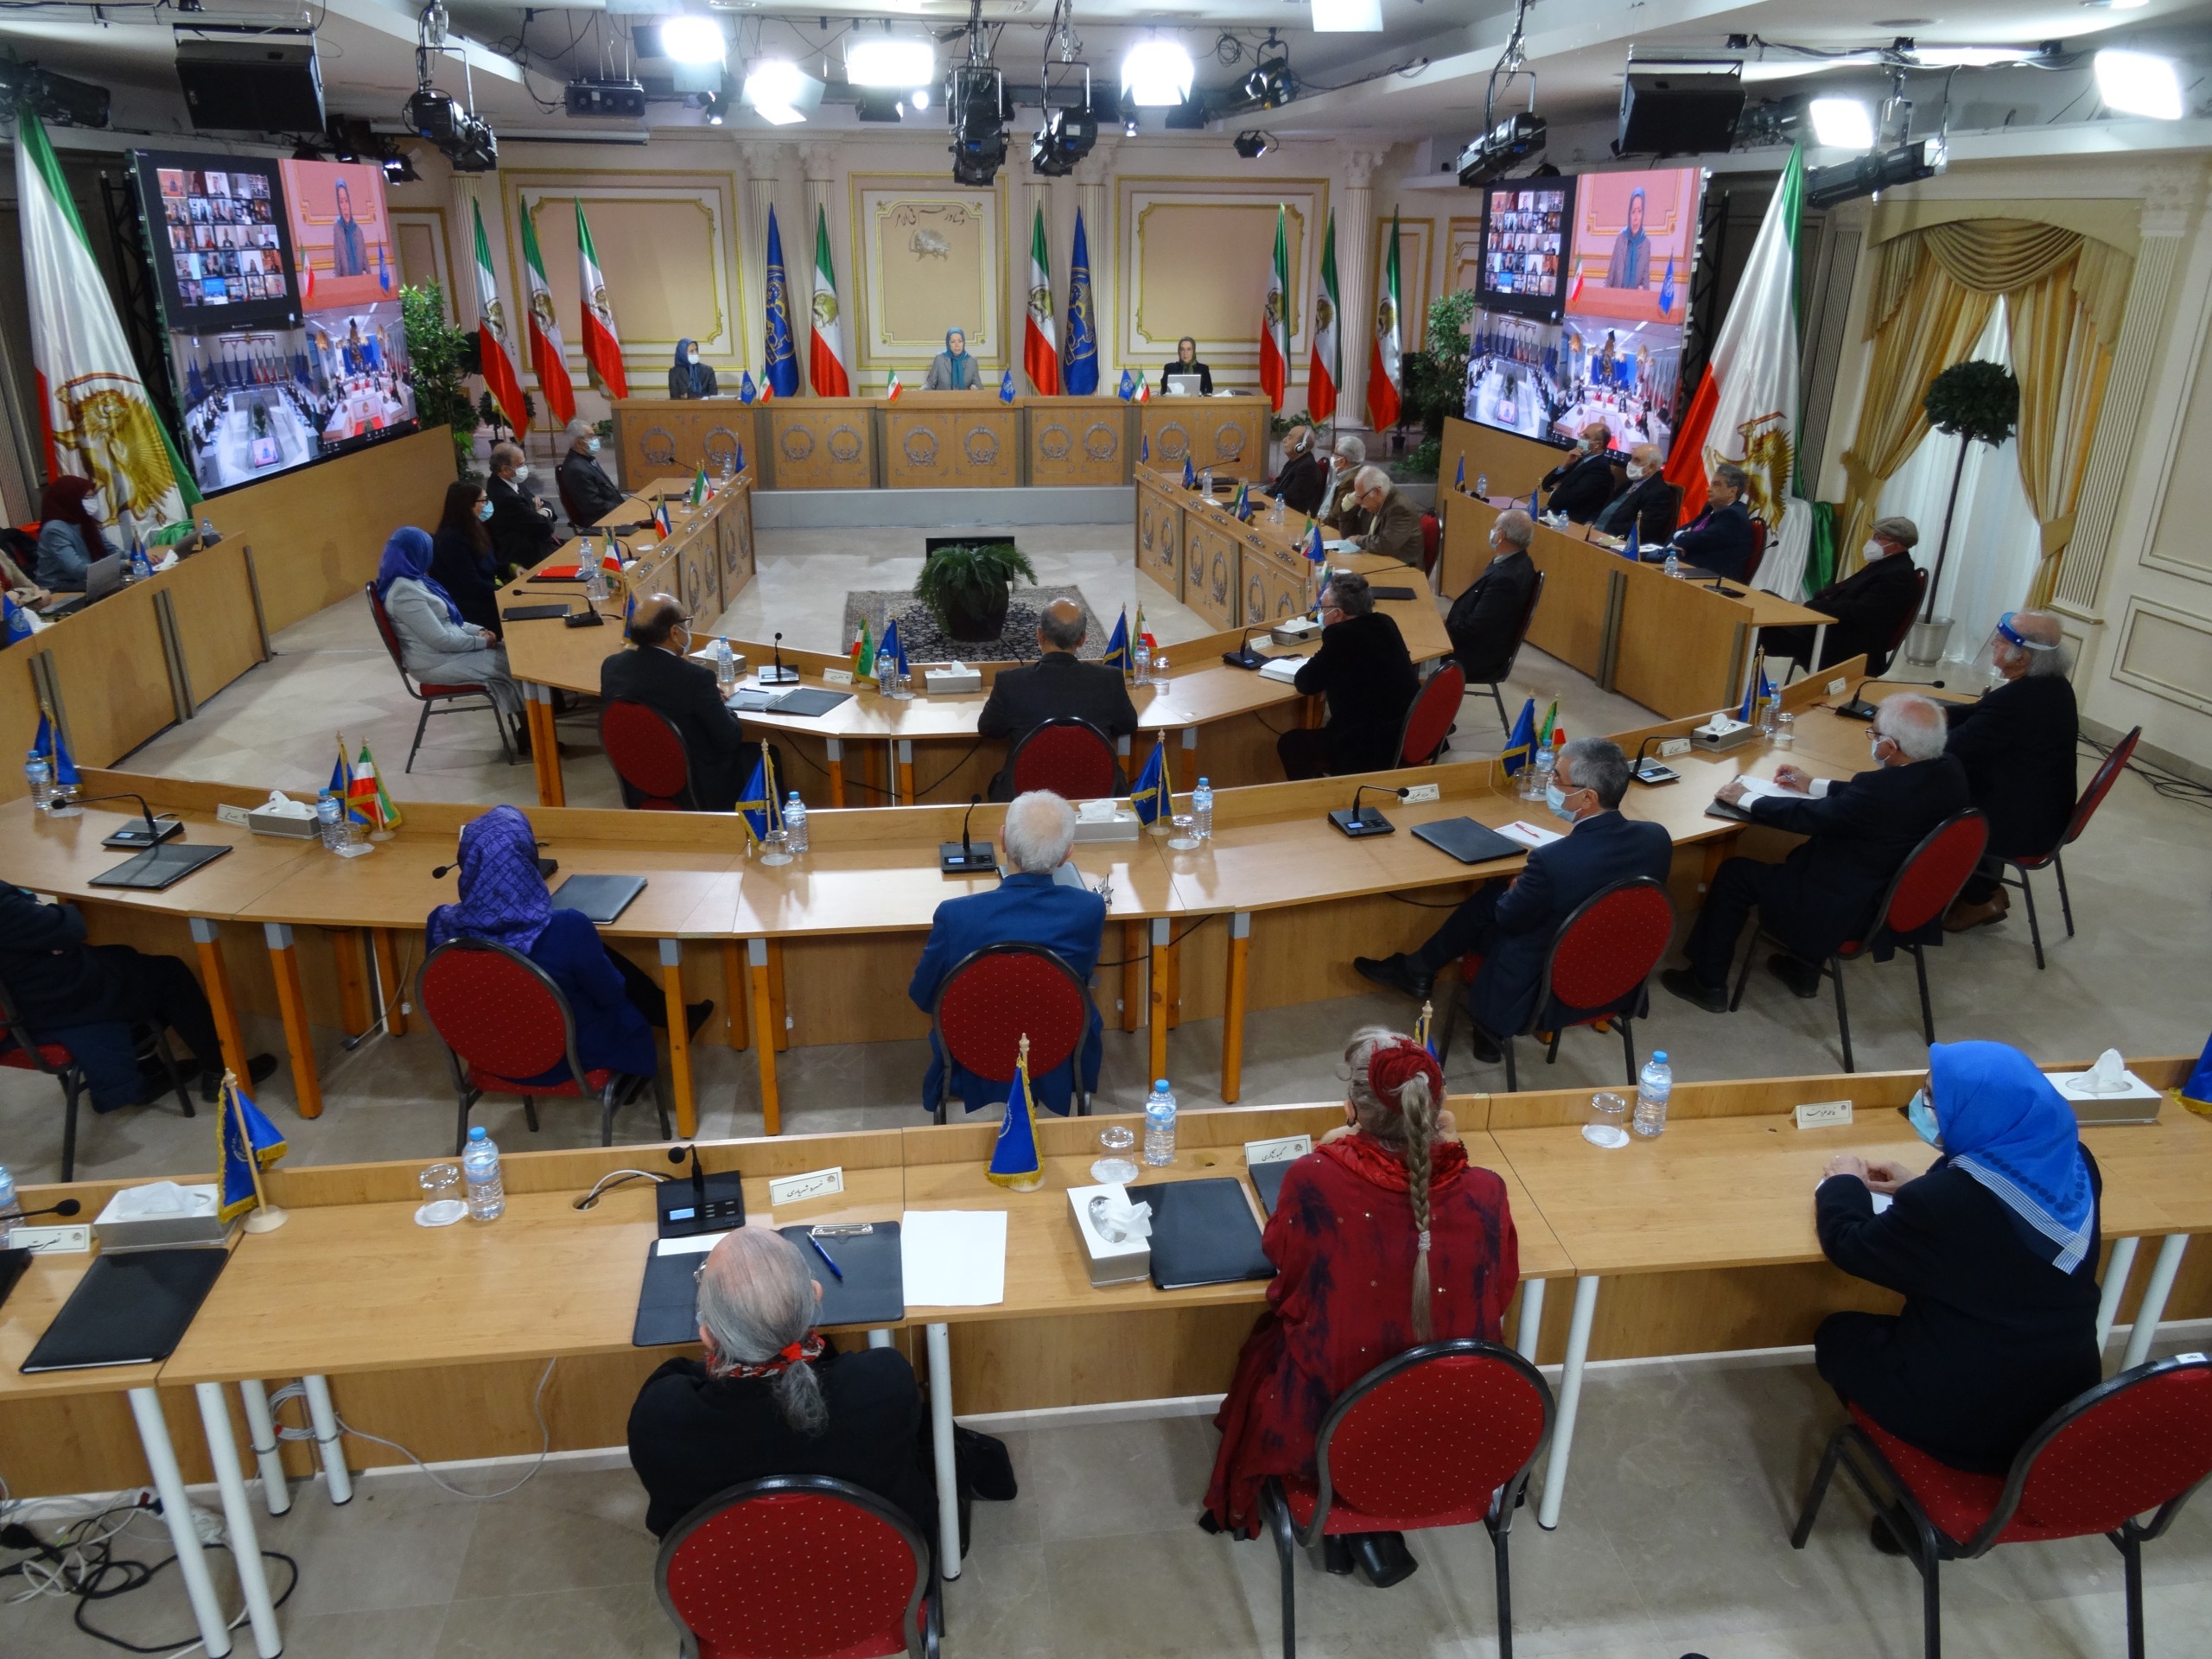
[376,525,524,751]
[429,805,709,1083]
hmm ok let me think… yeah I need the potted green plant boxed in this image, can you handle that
[912,541,1038,642]
[400,282,480,475]
[1907,359,2019,664]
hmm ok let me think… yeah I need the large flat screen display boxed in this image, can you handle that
[134,151,298,328]
[1564,166,1700,325]
[1478,178,1574,321]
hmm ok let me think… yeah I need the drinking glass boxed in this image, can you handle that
[1773,711,1795,750]
[416,1162,467,1226]
[1582,1092,1630,1149]
[1092,1123,1139,1185]
[1166,812,1199,851]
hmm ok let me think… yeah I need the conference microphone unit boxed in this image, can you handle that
[432,844,557,880]
[940,794,995,874]
[1329,784,1408,839]
[760,630,799,686]
[12,1198,83,1222]
[1221,624,1270,671]
[1630,735,1680,787]
[73,792,184,850]
[657,1143,745,1237]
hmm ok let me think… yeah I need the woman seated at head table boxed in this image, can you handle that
[922,327,982,391]
[375,526,527,753]
[34,475,122,593]
[1202,1027,1521,1587]
[1158,336,1214,396]
[1814,1041,2103,1518]
[427,805,711,1084]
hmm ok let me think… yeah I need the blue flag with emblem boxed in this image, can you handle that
[1117,367,1135,401]
[1141,432,1149,463]
[763,207,799,397]
[2183,1031,2212,1112]
[327,737,351,803]
[987,1035,1044,1187]
[733,441,746,475]
[1064,210,1099,396]
[1501,697,1536,777]
[1130,737,1169,826]
[739,370,756,404]
[1101,608,1130,676]
[216,1072,288,1224]
[1659,256,1676,316]
[1622,520,1641,563]
[1183,456,1197,489]
[1738,651,1773,723]
[1454,454,1465,492]
[33,709,78,789]
[999,368,1016,404]
[2,592,32,647]
[736,742,783,850]
[881,616,909,677]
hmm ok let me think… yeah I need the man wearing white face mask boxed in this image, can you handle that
[485,441,557,579]
[1588,442,1676,547]
[557,418,626,526]
[1538,421,1618,523]
[1764,515,1923,673]
[1353,738,1669,1060]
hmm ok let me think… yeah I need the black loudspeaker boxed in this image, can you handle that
[1617,67,1744,156]
[175,35,326,133]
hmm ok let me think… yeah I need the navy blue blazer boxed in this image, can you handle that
[1668,499,1755,582]
[1471,810,1674,1037]
[908,871,1106,1115]
[523,910,658,1083]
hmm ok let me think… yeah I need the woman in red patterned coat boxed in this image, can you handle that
[1202,1027,1520,1586]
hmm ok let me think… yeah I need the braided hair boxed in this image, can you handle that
[1343,1026,1447,1341]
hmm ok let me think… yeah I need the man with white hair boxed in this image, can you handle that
[1589,442,1676,547]
[907,789,1105,1114]
[556,416,625,524]
[1663,692,1968,1008]
[1942,609,2077,932]
[1321,434,1367,528]
[1347,465,1424,567]
[1446,507,1539,687]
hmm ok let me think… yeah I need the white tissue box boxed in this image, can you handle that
[1690,715,1759,753]
[1271,617,1321,645]
[1068,1184,1152,1287]
[925,665,982,695]
[246,807,319,839]
[1071,811,1140,842]
[93,1182,235,1252]
[2046,1065,2163,1127]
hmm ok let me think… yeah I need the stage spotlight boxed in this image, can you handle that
[1808,97,1873,149]
[950,64,1009,186]
[1457,110,1547,186]
[856,89,905,123]
[1032,105,1098,175]
[660,16,727,67]
[2094,49,2183,119]
[1803,137,1945,210]
[1232,130,1276,160]
[1241,59,1296,111]
[1121,39,1192,108]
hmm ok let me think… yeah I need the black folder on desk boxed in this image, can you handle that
[1703,798,1755,825]
[1248,1161,1293,1218]
[781,1224,904,1326]
[21,1248,227,1372]
[1412,817,1524,865]
[1367,585,1417,601]
[551,874,646,924]
[767,687,852,718]
[87,842,232,892]
[501,602,573,621]
[1128,1179,1274,1291]
[633,1245,702,1348]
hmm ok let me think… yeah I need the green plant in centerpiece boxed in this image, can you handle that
[400,282,479,475]
[912,541,1039,643]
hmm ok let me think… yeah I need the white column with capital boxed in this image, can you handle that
[1075,139,1116,387]
[1338,149,1385,437]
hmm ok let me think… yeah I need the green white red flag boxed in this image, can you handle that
[575,200,627,400]
[1258,206,1289,411]
[1308,208,1340,425]
[809,204,850,397]
[1366,210,1403,430]
[518,202,575,427]
[1023,204,1059,395]
[471,200,528,434]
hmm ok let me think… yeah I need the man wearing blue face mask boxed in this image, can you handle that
[1352,736,1671,1061]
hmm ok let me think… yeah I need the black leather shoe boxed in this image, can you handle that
[1469,1028,1503,1064]
[1321,1535,1356,1575]
[1660,969,1729,1014]
[1352,954,1433,1001]
[202,1052,277,1104]
[1350,1530,1418,1589]
[1767,953,1823,1000]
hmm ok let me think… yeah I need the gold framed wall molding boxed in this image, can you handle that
[391,209,453,317]
[1115,177,1329,380]
[848,172,1007,376]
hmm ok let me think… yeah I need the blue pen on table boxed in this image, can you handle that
[808,1234,845,1280]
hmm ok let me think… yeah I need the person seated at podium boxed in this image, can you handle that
[907,790,1104,1116]
[556,419,625,527]
[1657,462,1754,582]
[1346,467,1423,567]
[1589,443,1677,547]
[1813,1040,2101,1490]
[1203,1027,1519,1586]
[1942,609,2076,934]
[1764,516,1923,673]
[1276,572,1419,780]
[1353,738,1671,1057]
[34,476,120,593]
[377,526,526,752]
[484,443,557,580]
[1445,508,1538,687]
[923,327,981,391]
[1270,423,1326,518]
[601,594,753,813]
[430,480,503,638]
[976,598,1138,802]
[1540,422,1618,523]
[629,1226,937,1542]
[0,885,276,1109]
[1158,336,1213,396]
[668,337,718,400]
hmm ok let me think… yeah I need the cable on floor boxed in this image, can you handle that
[265,1360,558,1502]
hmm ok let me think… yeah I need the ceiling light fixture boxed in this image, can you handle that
[743,58,820,125]
[1121,39,1193,108]
[846,36,936,89]
[2094,48,2183,119]
[1311,0,1382,33]
[661,16,728,67]
[1808,97,1875,148]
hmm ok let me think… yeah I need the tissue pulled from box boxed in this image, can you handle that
[257,791,315,818]
[1087,1189,1153,1244]
[111,1180,216,1219]
[2073,1049,2134,1095]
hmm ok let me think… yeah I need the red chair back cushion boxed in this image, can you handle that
[1547,881,1673,1013]
[2063,726,2136,849]
[602,700,692,804]
[1882,812,1989,936]
[421,945,572,1083]
[1744,518,1770,585]
[362,582,410,670]
[937,949,1087,1083]
[1397,664,1464,768]
[664,1491,917,1659]
[1325,1353,1548,1524]
[1009,721,1116,800]
[2012,1362,2212,1538]
[1420,512,1441,575]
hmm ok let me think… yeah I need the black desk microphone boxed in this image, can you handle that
[940,794,995,874]
[1328,784,1408,838]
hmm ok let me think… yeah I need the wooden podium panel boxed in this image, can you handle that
[882,393,1020,489]
[611,398,758,492]
[1135,475,1184,598]
[1027,397,1130,486]
[1140,394,1268,474]
[1243,531,1315,626]
[764,399,875,490]
[30,583,178,768]
[1436,416,1567,513]
[1182,517,1240,629]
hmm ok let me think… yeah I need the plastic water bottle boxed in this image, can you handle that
[874,647,896,696]
[316,792,348,853]
[1199,467,1213,497]
[461,1125,505,1220]
[1192,777,1213,841]
[1663,549,1681,579]
[0,1166,22,1224]
[24,749,52,810]
[714,636,736,691]
[784,791,808,855]
[1528,741,1554,802]
[1634,1052,1673,1139]
[1142,1080,1178,1166]
[1132,636,1152,686]
[1270,493,1285,526]
[1475,471,1489,498]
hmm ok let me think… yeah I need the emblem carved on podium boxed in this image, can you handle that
[642,426,677,467]
[1082,423,1117,461]
[1214,423,1246,461]
[780,425,817,461]
[828,425,863,463]
[1039,423,1073,461]
[1157,423,1190,461]
[903,428,939,466]
[963,426,1000,466]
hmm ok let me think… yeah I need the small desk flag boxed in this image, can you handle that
[999,368,1016,404]
[1130,738,1170,827]
[881,617,909,677]
[1141,433,1150,463]
[1116,367,1135,401]
[987,1035,1044,1191]
[1303,520,1325,563]
[1501,698,1536,777]
[217,1072,289,1224]
[690,464,709,506]
[737,742,784,850]
[1623,521,1641,563]
[1738,652,1772,724]
[351,741,400,831]
[3,593,34,646]
[1102,609,1130,677]
[739,371,756,404]
[1231,481,1252,522]
[652,501,673,539]
[1455,455,1465,492]
[2182,1031,2212,1113]
[849,620,874,683]
[1183,456,1197,490]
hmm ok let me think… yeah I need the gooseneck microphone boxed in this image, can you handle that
[1329,784,1408,838]
[763,629,798,685]
[1630,735,1681,786]
[939,793,991,874]
[71,792,180,849]
[12,1198,83,1222]
[1221,623,1270,671]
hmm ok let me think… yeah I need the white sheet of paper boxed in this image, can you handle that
[1258,657,1303,683]
[1732,776,1810,804]
[1322,538,1357,553]
[1498,820,1564,849]
[900,1210,1008,1306]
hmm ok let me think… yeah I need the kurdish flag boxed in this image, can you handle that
[1258,205,1290,412]
[1023,203,1059,395]
[1367,209,1403,430]
[987,1035,1044,1189]
[849,619,874,683]
[575,200,628,399]
[1308,208,1341,425]
[809,203,851,396]
[16,110,196,530]
[517,202,575,427]
[472,200,528,435]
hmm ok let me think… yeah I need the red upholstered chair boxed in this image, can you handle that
[1790,1353,2212,1659]
[655,1476,941,1659]
[601,699,698,810]
[1439,876,1674,1091]
[1007,715,1117,800]
[1742,517,1770,588]
[1260,1339,1553,1659]
[928,943,1095,1124]
[362,582,517,772]
[1465,570,1546,736]
[1394,663,1465,769]
[1731,810,1988,1072]
[1997,724,2137,970]
[417,938,668,1154]
[1873,567,1931,677]
[0,978,194,1182]
[1419,511,1441,577]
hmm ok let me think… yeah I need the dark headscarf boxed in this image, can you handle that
[427,804,553,955]
[1926,1040,2096,1273]
[40,476,102,534]
[375,526,463,625]
[670,337,710,398]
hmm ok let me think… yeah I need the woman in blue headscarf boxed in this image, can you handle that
[1814,1040,2102,1491]
[668,337,719,400]
[375,525,524,741]
[922,327,977,391]
[428,805,706,1084]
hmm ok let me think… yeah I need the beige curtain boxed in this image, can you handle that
[2012,244,2123,606]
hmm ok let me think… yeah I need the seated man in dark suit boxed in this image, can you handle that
[628,1226,937,1541]
[1942,609,2077,932]
[1445,507,1538,686]
[1764,516,1923,672]
[976,599,1139,801]
[1270,423,1327,518]
[1540,422,1619,524]
[599,594,752,811]
[1589,442,1678,548]
[556,419,626,526]
[1276,572,1420,780]
[908,791,1104,1115]
[484,442,558,580]
[1354,737,1672,1058]
[1663,693,1969,1008]
[1656,461,1755,582]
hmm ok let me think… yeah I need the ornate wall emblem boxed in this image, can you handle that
[1039,423,1074,461]
[642,426,677,467]
[828,424,863,463]
[903,427,939,467]
[779,425,816,461]
[1211,550,1230,607]
[1157,423,1191,461]
[1248,575,1265,621]
[703,426,742,471]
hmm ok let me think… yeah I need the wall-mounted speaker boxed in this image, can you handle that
[175,34,327,133]
[1617,67,1745,156]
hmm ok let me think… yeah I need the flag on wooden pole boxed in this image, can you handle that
[1258,206,1290,411]
[1366,210,1403,430]
[808,203,850,397]
[471,200,528,434]
[518,202,575,427]
[1023,203,1060,395]
[1307,208,1340,425]
[575,200,628,400]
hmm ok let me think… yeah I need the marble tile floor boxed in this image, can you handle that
[9,1338,2209,1659]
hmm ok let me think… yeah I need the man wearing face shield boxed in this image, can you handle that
[1763,517,1923,673]
[1941,609,2077,933]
